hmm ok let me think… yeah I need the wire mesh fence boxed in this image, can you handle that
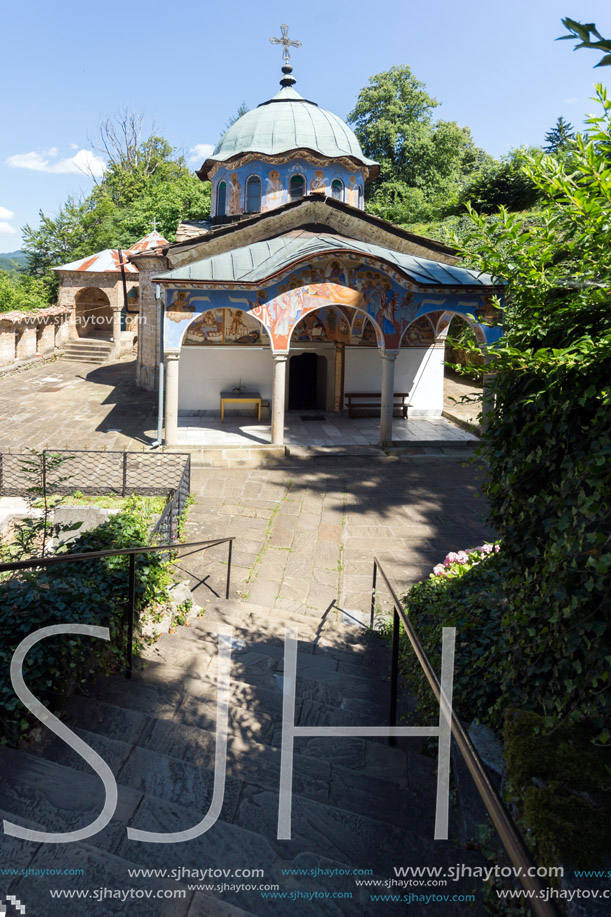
[0,450,191,543]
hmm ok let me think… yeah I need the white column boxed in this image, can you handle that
[379,350,399,446]
[271,353,288,445]
[164,351,181,446]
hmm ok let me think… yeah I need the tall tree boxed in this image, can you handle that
[544,116,575,152]
[348,65,491,224]
[22,112,211,302]
[348,65,439,184]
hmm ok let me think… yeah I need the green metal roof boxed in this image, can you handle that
[208,86,377,169]
[156,231,496,287]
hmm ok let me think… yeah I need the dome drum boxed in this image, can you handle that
[209,155,365,218]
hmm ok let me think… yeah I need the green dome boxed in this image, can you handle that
[203,85,378,176]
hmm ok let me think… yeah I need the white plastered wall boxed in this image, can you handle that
[344,346,444,416]
[178,343,445,415]
[178,347,273,412]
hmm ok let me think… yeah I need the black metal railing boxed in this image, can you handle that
[370,557,560,917]
[0,537,233,679]
[0,449,191,544]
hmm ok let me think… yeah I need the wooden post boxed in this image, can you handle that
[334,343,345,413]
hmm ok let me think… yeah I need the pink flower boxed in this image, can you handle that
[456,551,470,564]
[481,544,494,554]
[494,544,500,553]
[444,552,459,566]
[433,564,445,576]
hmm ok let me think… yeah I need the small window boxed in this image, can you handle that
[331,179,343,200]
[289,174,305,200]
[358,184,363,208]
[246,175,261,213]
[216,180,227,216]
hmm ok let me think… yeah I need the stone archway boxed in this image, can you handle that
[74,287,113,340]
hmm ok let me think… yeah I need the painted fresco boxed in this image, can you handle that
[291,306,351,343]
[165,255,503,353]
[184,308,269,346]
[209,155,365,217]
[350,314,380,346]
[400,316,436,346]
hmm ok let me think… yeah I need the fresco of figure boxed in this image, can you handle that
[265,170,284,208]
[228,174,242,215]
[310,170,325,193]
[348,175,359,207]
[167,291,195,323]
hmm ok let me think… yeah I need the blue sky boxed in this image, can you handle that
[1,0,609,252]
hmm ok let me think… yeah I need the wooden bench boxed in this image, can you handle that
[345,392,411,419]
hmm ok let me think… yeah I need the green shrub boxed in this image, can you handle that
[504,709,610,867]
[392,547,506,725]
[0,503,173,745]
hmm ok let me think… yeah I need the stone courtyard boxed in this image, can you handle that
[179,457,494,621]
[1,355,491,614]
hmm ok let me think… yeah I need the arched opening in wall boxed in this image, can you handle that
[289,353,327,411]
[288,302,384,416]
[438,313,485,427]
[74,287,113,340]
[331,179,343,201]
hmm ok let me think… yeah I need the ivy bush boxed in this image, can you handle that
[453,88,611,737]
[0,502,173,745]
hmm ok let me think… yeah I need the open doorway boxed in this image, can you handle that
[289,353,327,411]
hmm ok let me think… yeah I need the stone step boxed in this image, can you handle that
[200,598,373,644]
[0,748,397,914]
[60,692,409,792]
[183,615,387,670]
[133,652,387,718]
[0,813,249,916]
[140,631,386,693]
[99,662,385,744]
[31,722,418,831]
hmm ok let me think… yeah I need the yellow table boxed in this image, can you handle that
[220,391,262,423]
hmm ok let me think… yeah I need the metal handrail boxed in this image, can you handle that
[0,537,234,679]
[371,556,560,917]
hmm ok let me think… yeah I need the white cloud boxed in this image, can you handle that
[189,143,215,164]
[0,222,16,234]
[0,206,15,220]
[5,148,106,177]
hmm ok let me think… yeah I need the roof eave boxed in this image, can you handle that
[196,150,379,183]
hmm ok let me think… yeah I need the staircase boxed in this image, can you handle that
[0,597,485,916]
[62,338,114,364]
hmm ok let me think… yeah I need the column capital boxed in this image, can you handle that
[272,352,289,363]
[165,350,181,361]
[381,349,400,361]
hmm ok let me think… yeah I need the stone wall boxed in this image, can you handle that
[131,253,169,390]
[0,307,71,368]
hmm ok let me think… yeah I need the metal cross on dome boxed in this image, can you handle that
[269,24,301,63]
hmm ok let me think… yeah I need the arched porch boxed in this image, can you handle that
[158,263,501,448]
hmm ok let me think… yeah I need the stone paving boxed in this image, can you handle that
[180,457,495,621]
[178,413,476,447]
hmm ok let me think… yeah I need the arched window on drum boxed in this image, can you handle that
[216,180,227,216]
[245,175,262,213]
[289,174,306,200]
[331,179,343,201]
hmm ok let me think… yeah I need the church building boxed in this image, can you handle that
[129,29,502,447]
